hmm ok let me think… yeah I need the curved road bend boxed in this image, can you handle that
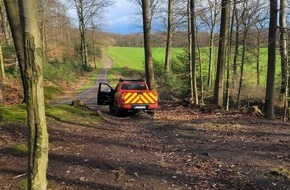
[51,54,112,110]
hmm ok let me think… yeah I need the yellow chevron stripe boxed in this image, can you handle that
[141,96,149,103]
[148,92,156,100]
[125,93,137,104]
[124,92,132,99]
[143,93,155,103]
[131,95,140,103]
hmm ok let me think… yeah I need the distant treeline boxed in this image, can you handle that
[107,29,269,48]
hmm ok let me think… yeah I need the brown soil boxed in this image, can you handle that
[1,102,290,189]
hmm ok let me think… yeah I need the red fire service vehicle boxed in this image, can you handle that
[97,78,158,116]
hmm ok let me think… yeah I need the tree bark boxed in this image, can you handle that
[142,0,155,90]
[0,81,3,105]
[236,29,248,108]
[0,0,10,41]
[19,0,48,189]
[279,0,288,94]
[4,0,27,103]
[187,0,193,99]
[232,1,239,90]
[164,0,173,73]
[214,0,230,108]
[74,0,88,67]
[279,0,288,121]
[190,0,198,105]
[265,0,277,120]
[0,45,5,80]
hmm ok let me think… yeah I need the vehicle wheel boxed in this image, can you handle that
[115,107,122,117]
[109,105,115,114]
[148,110,156,118]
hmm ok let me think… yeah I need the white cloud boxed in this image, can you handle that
[104,0,140,34]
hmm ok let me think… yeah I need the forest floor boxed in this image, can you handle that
[1,101,290,190]
[1,55,290,189]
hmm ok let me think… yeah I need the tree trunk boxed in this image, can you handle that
[0,81,3,105]
[226,0,236,111]
[0,45,5,80]
[196,28,204,105]
[187,0,193,99]
[91,20,97,69]
[214,0,230,108]
[164,0,173,73]
[207,27,215,88]
[190,0,198,105]
[236,29,248,108]
[232,2,239,90]
[256,33,261,87]
[75,0,88,67]
[265,0,277,120]
[0,0,10,41]
[4,0,27,103]
[142,0,155,90]
[279,0,288,121]
[19,0,48,189]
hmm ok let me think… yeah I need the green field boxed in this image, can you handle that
[104,46,281,89]
[104,46,185,70]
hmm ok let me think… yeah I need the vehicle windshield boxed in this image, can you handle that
[121,83,147,90]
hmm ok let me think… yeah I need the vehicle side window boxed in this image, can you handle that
[100,84,112,92]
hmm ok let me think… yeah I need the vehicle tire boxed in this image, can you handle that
[109,105,115,114]
[148,110,156,118]
[115,107,122,117]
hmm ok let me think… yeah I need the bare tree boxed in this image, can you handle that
[265,0,277,119]
[199,0,221,89]
[73,0,114,67]
[254,11,268,87]
[164,0,173,72]
[236,0,264,107]
[214,0,230,108]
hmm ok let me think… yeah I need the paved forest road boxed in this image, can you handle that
[51,54,112,109]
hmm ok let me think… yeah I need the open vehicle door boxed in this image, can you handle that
[97,83,114,105]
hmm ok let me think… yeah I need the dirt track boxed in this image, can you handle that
[50,54,112,109]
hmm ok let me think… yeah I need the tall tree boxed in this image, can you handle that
[199,0,221,89]
[73,0,114,67]
[214,0,230,108]
[142,0,156,90]
[280,0,288,94]
[4,0,27,103]
[188,0,193,100]
[236,0,262,107]
[164,0,173,72]
[0,0,10,41]
[19,0,48,189]
[279,0,288,121]
[265,0,277,119]
[190,0,198,105]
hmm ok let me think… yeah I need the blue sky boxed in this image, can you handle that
[104,0,142,34]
